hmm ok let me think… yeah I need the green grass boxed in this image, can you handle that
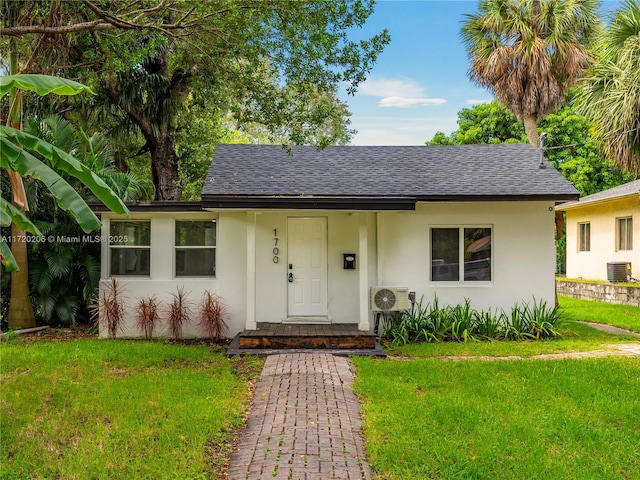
[384,297,640,358]
[559,296,640,333]
[357,298,640,478]
[0,339,263,479]
[354,356,640,480]
[384,320,638,358]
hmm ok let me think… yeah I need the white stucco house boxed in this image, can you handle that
[556,179,639,282]
[95,144,578,338]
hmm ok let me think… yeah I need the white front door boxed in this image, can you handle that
[287,217,328,317]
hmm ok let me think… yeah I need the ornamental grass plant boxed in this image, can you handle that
[380,295,564,345]
[89,277,125,339]
[135,295,160,340]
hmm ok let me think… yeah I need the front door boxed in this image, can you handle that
[287,217,328,317]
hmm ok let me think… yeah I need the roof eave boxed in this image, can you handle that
[556,192,640,211]
[415,194,579,202]
[89,201,204,213]
[202,193,579,211]
[201,195,416,211]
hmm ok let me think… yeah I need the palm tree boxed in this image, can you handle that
[461,0,600,147]
[577,0,640,175]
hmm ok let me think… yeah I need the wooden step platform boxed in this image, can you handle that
[227,323,385,356]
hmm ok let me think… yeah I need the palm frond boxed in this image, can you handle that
[577,0,640,173]
[44,247,73,278]
[462,0,598,120]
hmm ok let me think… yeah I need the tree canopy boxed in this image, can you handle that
[426,100,633,196]
[2,0,390,199]
[461,0,600,147]
[576,0,640,174]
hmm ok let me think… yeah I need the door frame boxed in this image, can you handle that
[286,216,328,318]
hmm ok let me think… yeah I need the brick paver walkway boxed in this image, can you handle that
[228,353,372,480]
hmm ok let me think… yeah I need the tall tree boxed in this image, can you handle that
[1,75,129,328]
[4,0,34,327]
[2,1,390,200]
[461,0,600,147]
[577,0,640,175]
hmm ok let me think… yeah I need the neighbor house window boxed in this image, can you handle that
[109,220,151,276]
[431,227,492,282]
[578,222,591,252]
[175,220,216,277]
[617,217,633,251]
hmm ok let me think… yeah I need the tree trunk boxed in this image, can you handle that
[555,211,565,240]
[151,131,181,201]
[101,44,189,202]
[8,224,36,328]
[7,30,36,328]
[523,115,540,148]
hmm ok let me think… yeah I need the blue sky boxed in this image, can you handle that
[341,0,624,146]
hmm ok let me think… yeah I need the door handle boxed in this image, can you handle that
[288,273,294,283]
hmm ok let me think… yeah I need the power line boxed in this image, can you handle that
[543,125,640,151]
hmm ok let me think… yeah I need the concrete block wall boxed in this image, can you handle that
[556,279,640,307]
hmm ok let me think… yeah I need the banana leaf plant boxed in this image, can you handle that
[0,74,129,272]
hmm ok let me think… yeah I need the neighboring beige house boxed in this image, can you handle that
[556,180,639,282]
[95,144,578,338]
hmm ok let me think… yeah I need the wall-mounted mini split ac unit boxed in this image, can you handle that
[370,286,412,312]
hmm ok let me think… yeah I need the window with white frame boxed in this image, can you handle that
[617,217,633,251]
[109,220,151,276]
[175,220,216,277]
[431,227,492,282]
[578,222,591,252]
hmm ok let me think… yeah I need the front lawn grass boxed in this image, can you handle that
[384,296,640,358]
[559,295,640,333]
[0,339,263,479]
[385,320,637,358]
[354,356,640,480]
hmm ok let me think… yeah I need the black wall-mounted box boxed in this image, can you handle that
[343,253,356,270]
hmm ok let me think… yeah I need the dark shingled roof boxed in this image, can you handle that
[202,144,579,209]
[556,179,640,211]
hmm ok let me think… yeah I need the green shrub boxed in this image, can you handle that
[474,309,502,340]
[380,295,563,345]
[519,299,564,339]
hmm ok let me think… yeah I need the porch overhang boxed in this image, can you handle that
[201,195,416,211]
[89,201,204,212]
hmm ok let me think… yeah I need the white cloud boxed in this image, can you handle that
[379,96,447,108]
[359,77,425,98]
[466,98,492,105]
[357,76,447,109]
[348,115,458,145]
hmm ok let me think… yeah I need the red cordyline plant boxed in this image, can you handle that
[135,295,160,340]
[168,286,192,339]
[90,277,125,339]
[198,291,228,340]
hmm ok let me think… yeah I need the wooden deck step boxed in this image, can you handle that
[237,322,377,350]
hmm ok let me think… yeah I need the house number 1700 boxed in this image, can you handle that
[273,229,279,263]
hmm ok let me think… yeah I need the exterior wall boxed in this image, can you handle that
[377,201,557,311]
[98,210,370,338]
[556,280,640,307]
[99,202,557,338]
[98,210,236,338]
[564,197,639,281]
